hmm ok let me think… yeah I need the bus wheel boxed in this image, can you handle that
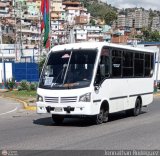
[52,115,64,124]
[132,98,141,116]
[94,107,108,124]
[103,110,109,123]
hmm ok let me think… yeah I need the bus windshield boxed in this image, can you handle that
[39,49,97,89]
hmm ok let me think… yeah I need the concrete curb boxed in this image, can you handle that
[1,96,36,111]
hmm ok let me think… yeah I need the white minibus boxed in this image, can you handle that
[37,42,155,124]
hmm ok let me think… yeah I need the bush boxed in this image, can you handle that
[17,81,38,91]
[6,78,16,90]
[18,80,30,91]
[17,86,23,91]
[29,83,37,91]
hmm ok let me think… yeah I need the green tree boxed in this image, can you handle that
[90,19,96,26]
[150,31,160,41]
[142,29,150,40]
[104,10,117,25]
[82,0,117,25]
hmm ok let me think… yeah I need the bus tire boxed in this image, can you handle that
[52,115,64,124]
[132,98,142,116]
[94,105,109,125]
[103,110,109,123]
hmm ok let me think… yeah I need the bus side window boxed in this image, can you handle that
[94,48,110,85]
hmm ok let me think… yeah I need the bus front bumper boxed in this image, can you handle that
[36,102,97,115]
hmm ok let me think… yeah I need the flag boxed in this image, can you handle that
[41,0,50,48]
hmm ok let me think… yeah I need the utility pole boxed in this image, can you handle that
[58,12,59,45]
[14,0,17,61]
[15,1,23,60]
[20,1,23,58]
[0,23,5,86]
[38,13,42,61]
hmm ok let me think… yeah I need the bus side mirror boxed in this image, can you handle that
[94,85,100,91]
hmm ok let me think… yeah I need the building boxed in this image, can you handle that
[63,1,90,25]
[27,0,40,16]
[102,25,112,42]
[64,1,82,26]
[5,0,41,61]
[50,0,67,45]
[152,16,160,32]
[126,12,135,28]
[51,20,67,45]
[51,0,63,19]
[69,25,103,43]
[142,10,149,28]
[117,15,126,29]
[134,9,149,29]
[85,25,103,42]
[0,0,15,45]
[0,0,12,17]
[135,9,143,29]
[74,26,87,42]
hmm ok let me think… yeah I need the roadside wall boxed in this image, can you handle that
[0,62,39,83]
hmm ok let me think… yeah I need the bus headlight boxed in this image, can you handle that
[79,93,91,102]
[37,95,43,102]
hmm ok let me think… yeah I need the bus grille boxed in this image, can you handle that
[60,97,77,103]
[45,97,59,103]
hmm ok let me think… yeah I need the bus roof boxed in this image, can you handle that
[50,42,155,54]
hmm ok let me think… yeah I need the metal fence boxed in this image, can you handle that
[12,62,39,82]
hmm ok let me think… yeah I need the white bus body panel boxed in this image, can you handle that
[37,87,100,115]
[92,78,153,114]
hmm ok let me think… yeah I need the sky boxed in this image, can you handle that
[101,0,160,10]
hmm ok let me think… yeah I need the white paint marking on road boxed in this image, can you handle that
[0,107,18,116]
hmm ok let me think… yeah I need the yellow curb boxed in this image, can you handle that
[15,98,36,111]
[25,106,36,111]
[154,93,160,96]
[2,96,36,111]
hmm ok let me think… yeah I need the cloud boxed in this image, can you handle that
[103,0,160,10]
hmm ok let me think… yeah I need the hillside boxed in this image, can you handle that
[80,0,118,25]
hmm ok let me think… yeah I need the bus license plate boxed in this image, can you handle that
[54,107,63,112]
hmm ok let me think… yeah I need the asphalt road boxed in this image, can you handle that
[0,97,21,116]
[0,96,160,152]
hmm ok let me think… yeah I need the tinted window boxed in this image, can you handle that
[145,53,154,77]
[112,50,122,77]
[134,53,144,77]
[123,51,133,77]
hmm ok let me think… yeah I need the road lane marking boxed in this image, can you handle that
[0,107,18,116]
